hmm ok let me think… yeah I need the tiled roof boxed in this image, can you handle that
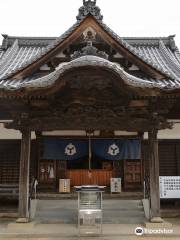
[98,21,179,79]
[0,34,180,93]
[0,56,176,95]
[133,43,180,80]
[0,0,180,92]
[0,39,46,80]
[123,36,176,48]
[1,32,180,83]
[0,46,4,60]
[1,35,176,49]
[0,19,83,80]
[1,35,57,48]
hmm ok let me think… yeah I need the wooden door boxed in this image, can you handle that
[112,161,123,178]
[39,160,56,187]
[124,160,142,189]
[56,161,67,183]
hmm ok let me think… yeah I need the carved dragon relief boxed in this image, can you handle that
[5,111,172,132]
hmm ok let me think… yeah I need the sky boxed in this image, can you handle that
[0,0,180,47]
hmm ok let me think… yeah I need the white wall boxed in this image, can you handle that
[0,123,36,139]
[144,123,180,139]
[42,130,138,137]
[42,130,100,136]
[0,123,180,140]
[114,131,137,136]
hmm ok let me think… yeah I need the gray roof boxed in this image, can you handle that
[0,40,46,79]
[0,34,180,93]
[1,35,176,49]
[0,0,180,93]
[0,56,175,93]
[0,19,83,80]
[0,46,4,59]
[1,33,180,81]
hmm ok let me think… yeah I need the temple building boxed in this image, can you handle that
[0,0,180,223]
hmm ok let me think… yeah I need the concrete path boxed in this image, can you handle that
[0,199,179,239]
[0,222,179,239]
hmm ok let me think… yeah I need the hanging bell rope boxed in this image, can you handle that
[88,134,92,179]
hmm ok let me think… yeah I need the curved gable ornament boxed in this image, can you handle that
[71,41,108,60]
[77,0,103,21]
[4,55,169,93]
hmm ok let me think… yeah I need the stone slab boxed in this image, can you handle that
[144,221,173,228]
[8,221,36,229]
[0,212,18,218]
[0,223,179,239]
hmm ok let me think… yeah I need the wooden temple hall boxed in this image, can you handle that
[0,0,180,222]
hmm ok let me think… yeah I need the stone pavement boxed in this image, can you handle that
[0,220,179,239]
[0,199,180,239]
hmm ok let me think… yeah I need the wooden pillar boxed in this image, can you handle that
[35,131,42,183]
[148,128,163,222]
[138,132,144,188]
[17,128,31,223]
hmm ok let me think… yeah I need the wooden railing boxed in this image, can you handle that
[67,169,112,186]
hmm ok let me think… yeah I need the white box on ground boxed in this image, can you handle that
[59,179,70,193]
[111,178,121,193]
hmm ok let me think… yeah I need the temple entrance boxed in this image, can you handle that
[67,156,113,186]
[38,138,142,191]
[39,158,114,189]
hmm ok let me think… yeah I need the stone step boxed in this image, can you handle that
[37,192,143,200]
[103,200,143,210]
[104,210,145,217]
[37,199,143,210]
[35,199,145,224]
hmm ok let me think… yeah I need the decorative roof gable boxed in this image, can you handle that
[77,0,103,21]
[0,0,180,96]
[0,0,172,81]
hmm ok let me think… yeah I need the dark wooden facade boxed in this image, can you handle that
[1,138,180,191]
[1,0,180,223]
[0,140,37,184]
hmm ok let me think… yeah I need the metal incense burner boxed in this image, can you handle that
[75,185,105,236]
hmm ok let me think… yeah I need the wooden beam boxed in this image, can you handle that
[16,128,31,223]
[5,113,172,132]
[148,128,163,223]
[6,116,153,132]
